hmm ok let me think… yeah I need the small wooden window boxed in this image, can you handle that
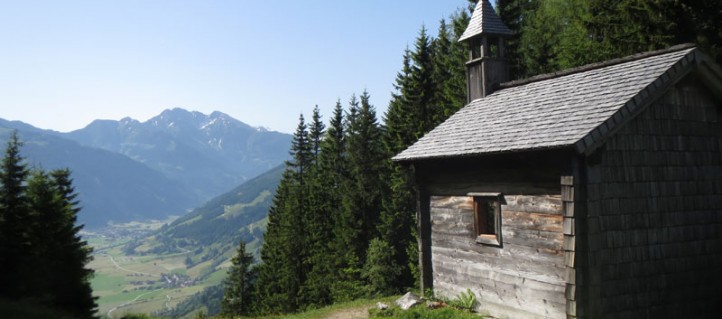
[470,193,504,246]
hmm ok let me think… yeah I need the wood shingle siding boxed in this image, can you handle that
[582,80,722,318]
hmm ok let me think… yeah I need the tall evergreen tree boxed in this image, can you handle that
[497,0,538,79]
[0,131,31,299]
[308,105,325,164]
[408,26,439,135]
[48,169,97,318]
[255,171,295,314]
[0,133,96,318]
[301,105,337,307]
[222,240,256,317]
[257,115,315,313]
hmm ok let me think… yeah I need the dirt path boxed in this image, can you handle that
[323,306,370,319]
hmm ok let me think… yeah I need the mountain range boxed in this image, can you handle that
[0,108,291,227]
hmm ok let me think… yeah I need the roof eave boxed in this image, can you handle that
[393,144,574,163]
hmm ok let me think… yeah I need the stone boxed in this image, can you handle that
[376,302,389,310]
[395,292,422,310]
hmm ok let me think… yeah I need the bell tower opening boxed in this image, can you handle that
[459,0,513,102]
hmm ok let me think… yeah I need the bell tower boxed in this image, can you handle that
[459,0,512,102]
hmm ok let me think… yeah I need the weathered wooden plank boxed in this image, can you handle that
[564,218,575,235]
[505,195,563,215]
[565,283,576,300]
[433,264,567,318]
[563,202,575,217]
[432,256,566,291]
[430,195,473,209]
[502,210,563,232]
[431,245,566,284]
[564,235,576,251]
[561,176,574,186]
[434,280,566,319]
[565,251,575,267]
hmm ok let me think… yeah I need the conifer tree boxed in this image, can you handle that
[346,92,386,254]
[257,115,314,313]
[255,171,295,313]
[328,95,367,301]
[408,27,438,135]
[308,105,325,164]
[47,169,97,318]
[0,131,31,299]
[222,240,256,317]
[300,106,336,307]
[0,133,96,318]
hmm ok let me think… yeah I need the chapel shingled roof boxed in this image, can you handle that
[394,45,704,162]
[458,0,513,41]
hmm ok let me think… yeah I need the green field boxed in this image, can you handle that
[86,219,230,319]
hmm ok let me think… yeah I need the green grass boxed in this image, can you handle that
[91,273,127,291]
[253,296,398,319]
[369,306,484,319]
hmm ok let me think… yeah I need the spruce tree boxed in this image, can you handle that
[0,131,31,299]
[222,240,256,317]
[256,171,294,314]
[300,106,335,307]
[48,169,97,318]
[408,26,438,135]
[257,115,314,313]
[329,95,367,301]
[0,134,96,318]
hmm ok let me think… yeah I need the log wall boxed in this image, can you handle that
[582,78,722,318]
[430,194,567,318]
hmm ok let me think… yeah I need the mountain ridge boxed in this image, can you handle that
[0,108,291,228]
[65,108,292,200]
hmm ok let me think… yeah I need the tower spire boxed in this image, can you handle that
[459,0,512,101]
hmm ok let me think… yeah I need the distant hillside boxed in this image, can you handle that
[65,108,291,200]
[0,121,200,227]
[88,165,283,318]
[128,163,283,267]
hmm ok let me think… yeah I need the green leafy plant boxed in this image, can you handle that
[448,289,477,312]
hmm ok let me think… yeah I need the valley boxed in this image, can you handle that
[87,219,228,319]
[85,164,282,318]
[83,218,207,318]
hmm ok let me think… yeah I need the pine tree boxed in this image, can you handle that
[308,105,325,164]
[0,131,31,299]
[222,240,256,317]
[408,26,438,135]
[300,106,335,307]
[256,170,295,313]
[0,133,96,318]
[47,169,97,318]
[497,0,537,79]
[256,115,314,313]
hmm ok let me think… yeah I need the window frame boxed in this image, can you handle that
[469,192,505,247]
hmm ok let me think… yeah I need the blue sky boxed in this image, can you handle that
[0,1,474,133]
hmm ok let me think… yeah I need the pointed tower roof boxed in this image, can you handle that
[459,0,513,42]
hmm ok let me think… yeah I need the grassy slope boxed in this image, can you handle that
[90,165,284,318]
